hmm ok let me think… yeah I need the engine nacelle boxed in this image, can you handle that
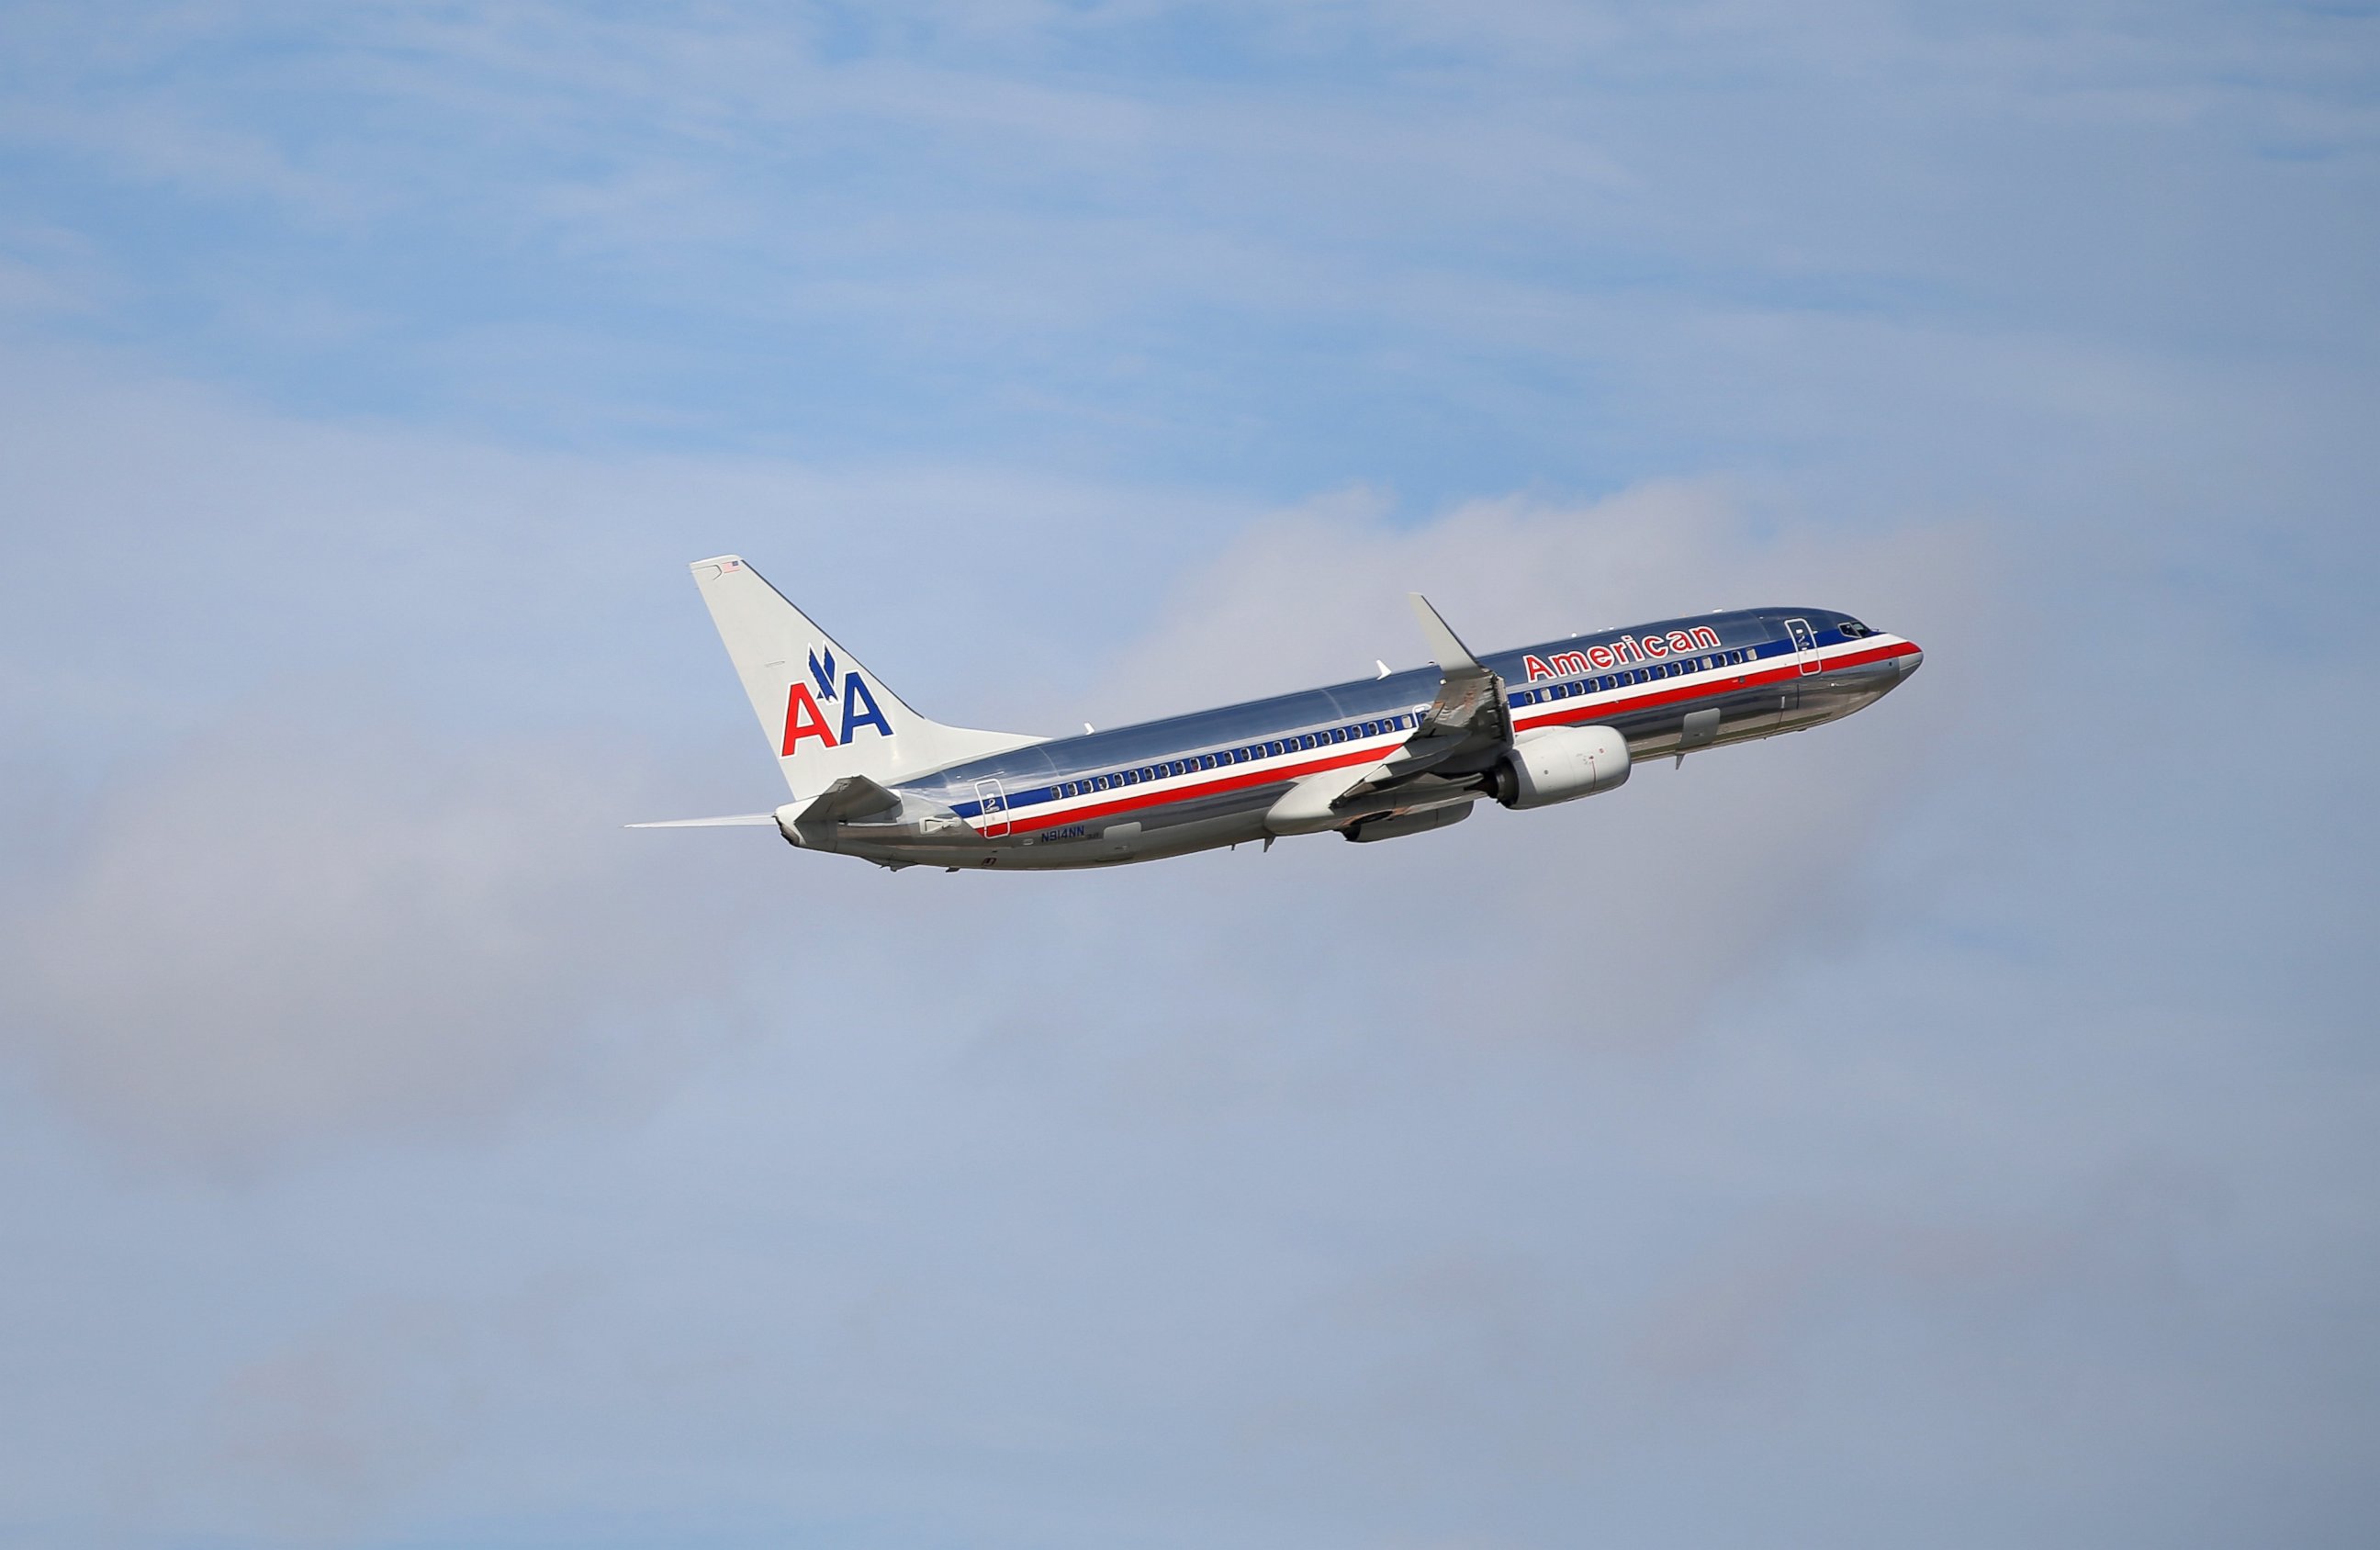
[1490,724,1631,809]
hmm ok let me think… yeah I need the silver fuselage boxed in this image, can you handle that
[795,607,1922,870]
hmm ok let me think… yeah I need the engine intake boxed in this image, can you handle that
[1491,724,1631,809]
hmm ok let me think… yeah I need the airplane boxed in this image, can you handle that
[634,555,1923,871]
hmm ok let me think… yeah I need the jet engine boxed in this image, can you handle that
[1489,724,1631,809]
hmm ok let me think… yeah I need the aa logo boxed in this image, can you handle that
[780,646,892,754]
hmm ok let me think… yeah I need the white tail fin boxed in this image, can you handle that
[690,556,1043,801]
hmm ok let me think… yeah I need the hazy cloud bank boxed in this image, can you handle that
[0,707,749,1166]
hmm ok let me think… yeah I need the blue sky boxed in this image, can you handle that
[1,4,2375,1546]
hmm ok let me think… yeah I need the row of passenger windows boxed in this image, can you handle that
[1005,639,1771,811]
[1510,647,1757,706]
[1029,713,1421,806]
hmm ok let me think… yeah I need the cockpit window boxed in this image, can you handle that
[1838,618,1873,637]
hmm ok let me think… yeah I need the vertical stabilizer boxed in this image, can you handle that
[689,556,1042,800]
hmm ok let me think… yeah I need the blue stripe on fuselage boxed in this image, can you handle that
[921,606,1865,814]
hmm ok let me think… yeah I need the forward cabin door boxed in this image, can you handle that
[1779,617,1821,724]
[974,778,1011,837]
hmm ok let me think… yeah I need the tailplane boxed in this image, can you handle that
[690,556,1042,801]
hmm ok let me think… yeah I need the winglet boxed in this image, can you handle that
[1408,593,1483,675]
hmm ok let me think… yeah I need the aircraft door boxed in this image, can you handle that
[1784,617,1821,674]
[974,778,1011,837]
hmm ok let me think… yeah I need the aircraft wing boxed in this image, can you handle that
[1376,592,1513,774]
[1288,594,1518,826]
[1406,592,1507,742]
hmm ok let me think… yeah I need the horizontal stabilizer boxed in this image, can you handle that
[626,813,778,829]
[794,774,902,826]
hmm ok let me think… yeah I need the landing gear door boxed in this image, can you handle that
[973,778,1011,838]
[1784,617,1821,675]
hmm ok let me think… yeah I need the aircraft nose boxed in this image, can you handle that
[1898,645,1924,678]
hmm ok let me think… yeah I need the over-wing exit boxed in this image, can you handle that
[634,556,1924,870]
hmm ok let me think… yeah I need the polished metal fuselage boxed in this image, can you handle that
[808,607,1921,870]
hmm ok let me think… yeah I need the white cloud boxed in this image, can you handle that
[0,706,744,1166]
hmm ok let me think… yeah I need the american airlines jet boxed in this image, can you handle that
[636,556,1923,870]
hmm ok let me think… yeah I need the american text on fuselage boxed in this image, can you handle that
[645,558,1924,874]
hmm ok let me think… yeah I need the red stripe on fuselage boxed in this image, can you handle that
[990,637,1917,837]
[1003,740,1389,837]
